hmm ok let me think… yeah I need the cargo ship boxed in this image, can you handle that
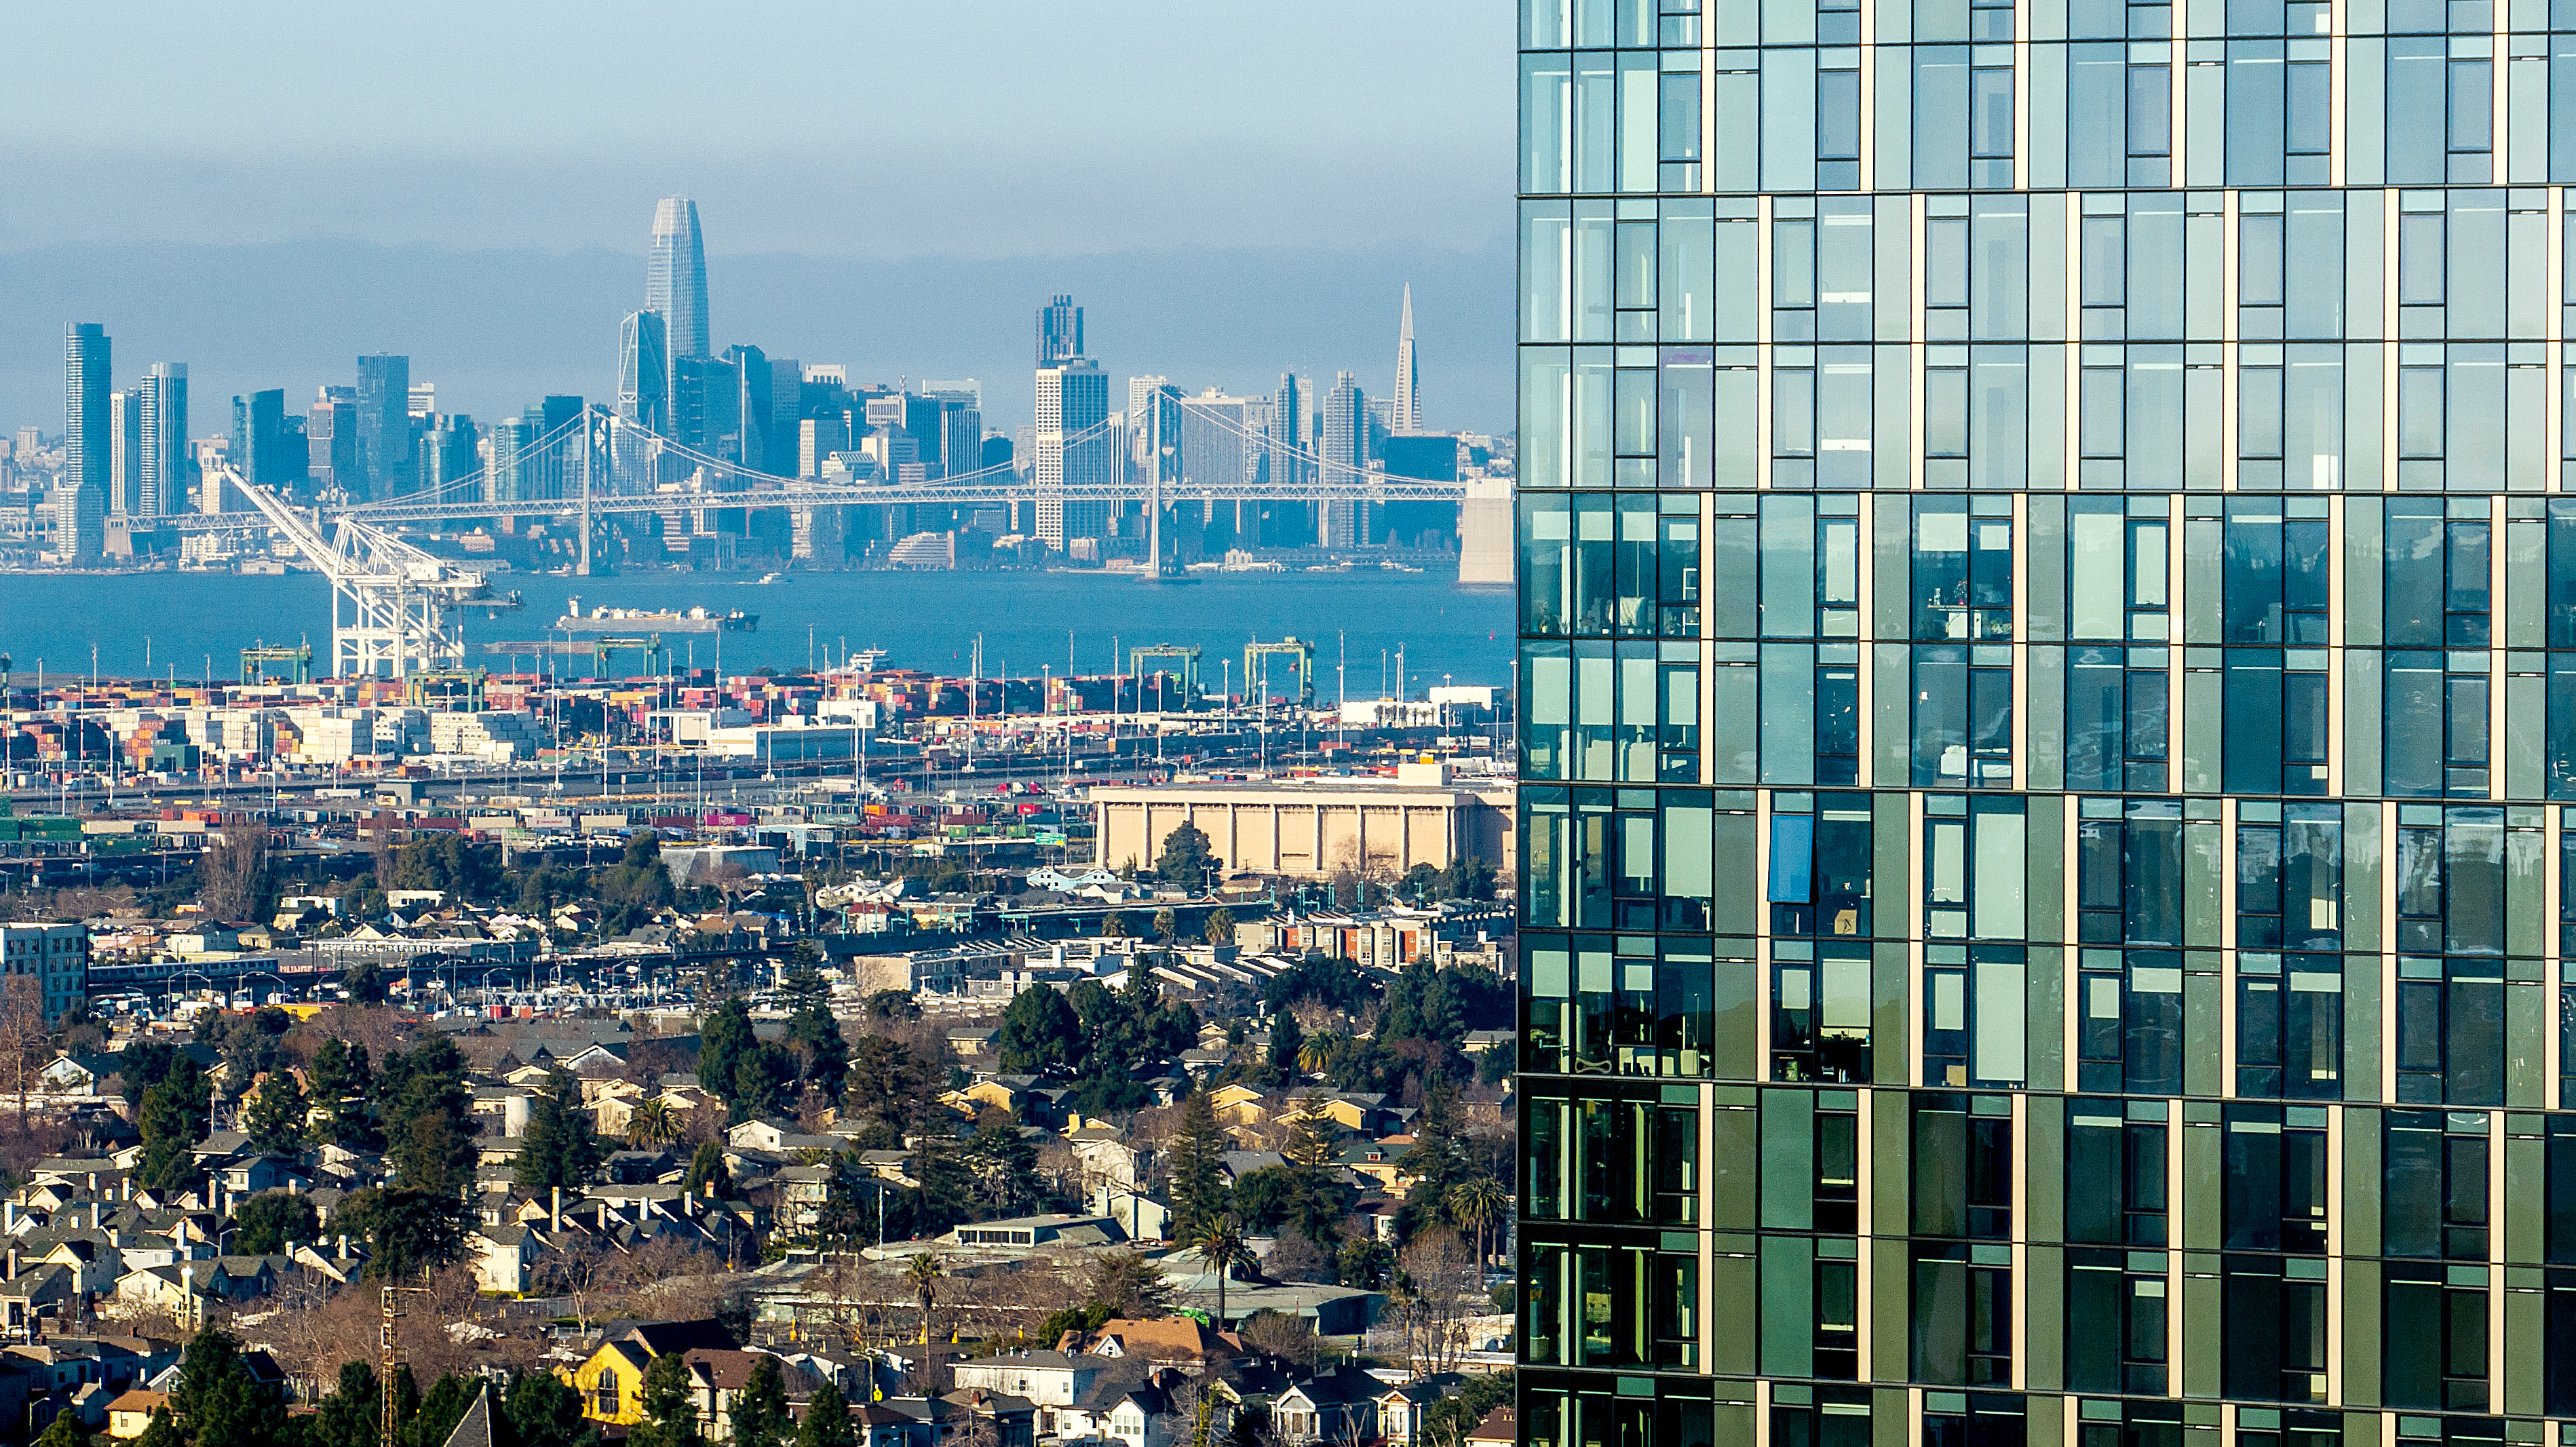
[552,599,757,634]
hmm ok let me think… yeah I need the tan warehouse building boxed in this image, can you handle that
[1089,764,1514,885]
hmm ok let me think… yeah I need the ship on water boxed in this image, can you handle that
[551,598,757,634]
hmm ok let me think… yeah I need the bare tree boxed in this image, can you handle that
[0,975,48,1115]
[199,830,272,923]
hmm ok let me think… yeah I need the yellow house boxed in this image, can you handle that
[559,1341,655,1425]
[1207,1084,1267,1127]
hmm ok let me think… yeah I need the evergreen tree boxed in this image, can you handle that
[233,1191,320,1254]
[312,1363,380,1447]
[175,1326,286,1447]
[504,1373,596,1447]
[792,1385,854,1447]
[697,998,756,1111]
[1155,821,1216,885]
[405,1376,476,1447]
[133,1410,180,1447]
[996,986,1081,1075]
[1265,1012,1304,1085]
[339,1186,471,1277]
[137,1058,212,1193]
[37,1406,88,1447]
[959,1123,1041,1216]
[242,1069,308,1155]
[307,1039,380,1151]
[1166,1089,1231,1235]
[785,996,849,1106]
[685,1140,733,1199]
[514,1067,609,1195]
[625,1352,702,1447]
[908,1137,973,1238]
[729,1356,790,1447]
[381,1037,475,1194]
[729,1045,792,1122]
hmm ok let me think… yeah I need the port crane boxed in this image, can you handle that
[228,467,522,679]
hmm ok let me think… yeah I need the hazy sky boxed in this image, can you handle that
[0,3,1514,433]
[1,3,1509,258]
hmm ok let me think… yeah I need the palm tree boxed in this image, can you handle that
[1296,1032,1341,1077]
[1447,1175,1508,1271]
[625,1098,679,1150]
[905,1252,945,1345]
[1186,1212,1256,1327]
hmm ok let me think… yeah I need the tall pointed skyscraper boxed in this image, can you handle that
[1391,284,1421,433]
[647,197,710,363]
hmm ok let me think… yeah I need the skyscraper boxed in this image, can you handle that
[107,390,139,516]
[353,354,412,500]
[1392,283,1421,433]
[231,388,301,492]
[134,362,186,518]
[1035,357,1109,549]
[725,344,769,473]
[308,388,358,496]
[62,324,109,501]
[620,310,670,433]
[1518,8,2576,1443]
[1036,294,1083,368]
[1317,371,1369,547]
[649,197,711,364]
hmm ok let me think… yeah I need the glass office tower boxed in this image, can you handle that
[1517,0,2576,1444]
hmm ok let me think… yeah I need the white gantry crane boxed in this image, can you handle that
[229,468,521,679]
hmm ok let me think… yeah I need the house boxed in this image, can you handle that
[467,1224,554,1297]
[1062,1317,1240,1366]
[944,1215,1125,1250]
[683,1349,818,1442]
[1271,1366,1383,1446]
[1055,1378,1170,1447]
[1465,1408,1516,1447]
[106,1389,165,1440]
[1372,1377,1464,1447]
[563,1341,655,1425]
[950,1352,1105,1431]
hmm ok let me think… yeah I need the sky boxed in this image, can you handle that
[0,2,1514,436]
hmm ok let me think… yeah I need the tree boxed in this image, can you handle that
[242,1069,308,1155]
[504,1372,597,1447]
[1151,908,1178,946]
[1083,1250,1176,1319]
[406,1377,478,1447]
[730,1355,790,1447]
[1239,1312,1320,1374]
[794,1385,855,1447]
[199,829,273,923]
[307,1039,379,1149]
[626,1098,680,1150]
[785,995,849,1106]
[1225,1406,1273,1447]
[997,986,1082,1075]
[338,1186,469,1277]
[1155,822,1217,886]
[133,1410,180,1447]
[904,1252,944,1345]
[1265,1013,1303,1083]
[1185,1213,1256,1324]
[37,1404,88,1447]
[137,1058,212,1192]
[685,1140,733,1199]
[516,1067,609,1195]
[0,975,45,1117]
[1202,907,1235,948]
[697,997,765,1119]
[844,1037,938,1132]
[380,1037,475,1194]
[1100,912,1130,940]
[311,1362,380,1447]
[1166,1092,1231,1237]
[626,1351,704,1447]
[1446,1176,1508,1272]
[175,1326,286,1447]
[232,1191,319,1254]
[958,1123,1041,1216]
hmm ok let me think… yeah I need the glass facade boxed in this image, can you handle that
[1516,0,2576,1442]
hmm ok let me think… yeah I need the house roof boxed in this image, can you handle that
[441,1385,498,1447]
[1467,1408,1517,1444]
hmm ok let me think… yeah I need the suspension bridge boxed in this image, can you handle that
[184,406,1497,681]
